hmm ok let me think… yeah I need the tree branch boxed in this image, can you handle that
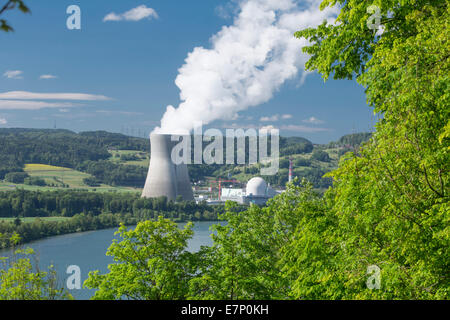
[422,165,444,198]
[0,1,15,16]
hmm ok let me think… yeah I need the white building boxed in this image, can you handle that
[220,177,278,205]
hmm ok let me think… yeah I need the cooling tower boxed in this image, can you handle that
[175,162,194,200]
[142,133,194,201]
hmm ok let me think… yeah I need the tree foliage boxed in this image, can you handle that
[311,150,331,162]
[188,201,284,299]
[293,0,449,298]
[0,129,148,181]
[0,128,323,188]
[1,0,448,300]
[337,133,372,147]
[5,172,29,184]
[0,233,72,300]
[0,0,29,32]
[84,218,195,300]
[0,189,230,246]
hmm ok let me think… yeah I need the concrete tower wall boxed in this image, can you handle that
[142,134,177,200]
[175,163,194,200]
[142,133,194,201]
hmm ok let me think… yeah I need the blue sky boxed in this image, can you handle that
[0,0,376,144]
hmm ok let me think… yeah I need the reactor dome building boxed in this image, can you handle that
[220,177,278,205]
[246,177,269,197]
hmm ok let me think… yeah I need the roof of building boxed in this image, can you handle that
[246,177,267,197]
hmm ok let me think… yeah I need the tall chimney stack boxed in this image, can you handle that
[288,158,293,183]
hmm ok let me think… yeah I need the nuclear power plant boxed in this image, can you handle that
[142,133,285,204]
[219,177,279,205]
[142,133,194,201]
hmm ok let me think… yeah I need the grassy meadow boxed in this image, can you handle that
[0,163,141,193]
[108,149,150,167]
[0,217,71,224]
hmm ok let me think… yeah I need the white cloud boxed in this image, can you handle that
[103,13,122,22]
[103,5,158,22]
[3,70,23,79]
[260,124,276,131]
[0,91,112,101]
[215,2,239,20]
[154,0,338,134]
[281,124,329,133]
[219,122,263,130]
[260,114,279,122]
[0,117,7,125]
[302,116,324,124]
[260,114,292,121]
[220,122,328,133]
[39,74,58,80]
[0,100,81,110]
[0,91,112,110]
[230,113,240,120]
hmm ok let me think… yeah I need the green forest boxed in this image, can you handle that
[0,0,448,301]
[0,189,234,246]
[0,127,368,190]
[0,129,149,188]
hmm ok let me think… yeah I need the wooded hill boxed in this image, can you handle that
[0,128,371,189]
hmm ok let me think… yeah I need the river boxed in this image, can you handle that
[0,221,220,300]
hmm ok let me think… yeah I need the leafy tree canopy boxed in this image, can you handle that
[295,0,449,298]
[0,233,72,300]
[84,217,195,300]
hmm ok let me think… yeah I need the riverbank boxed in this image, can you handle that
[0,213,220,249]
[0,221,219,300]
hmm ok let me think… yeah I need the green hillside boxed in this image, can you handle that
[0,128,371,191]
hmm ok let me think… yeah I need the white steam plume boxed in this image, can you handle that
[153,0,338,134]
